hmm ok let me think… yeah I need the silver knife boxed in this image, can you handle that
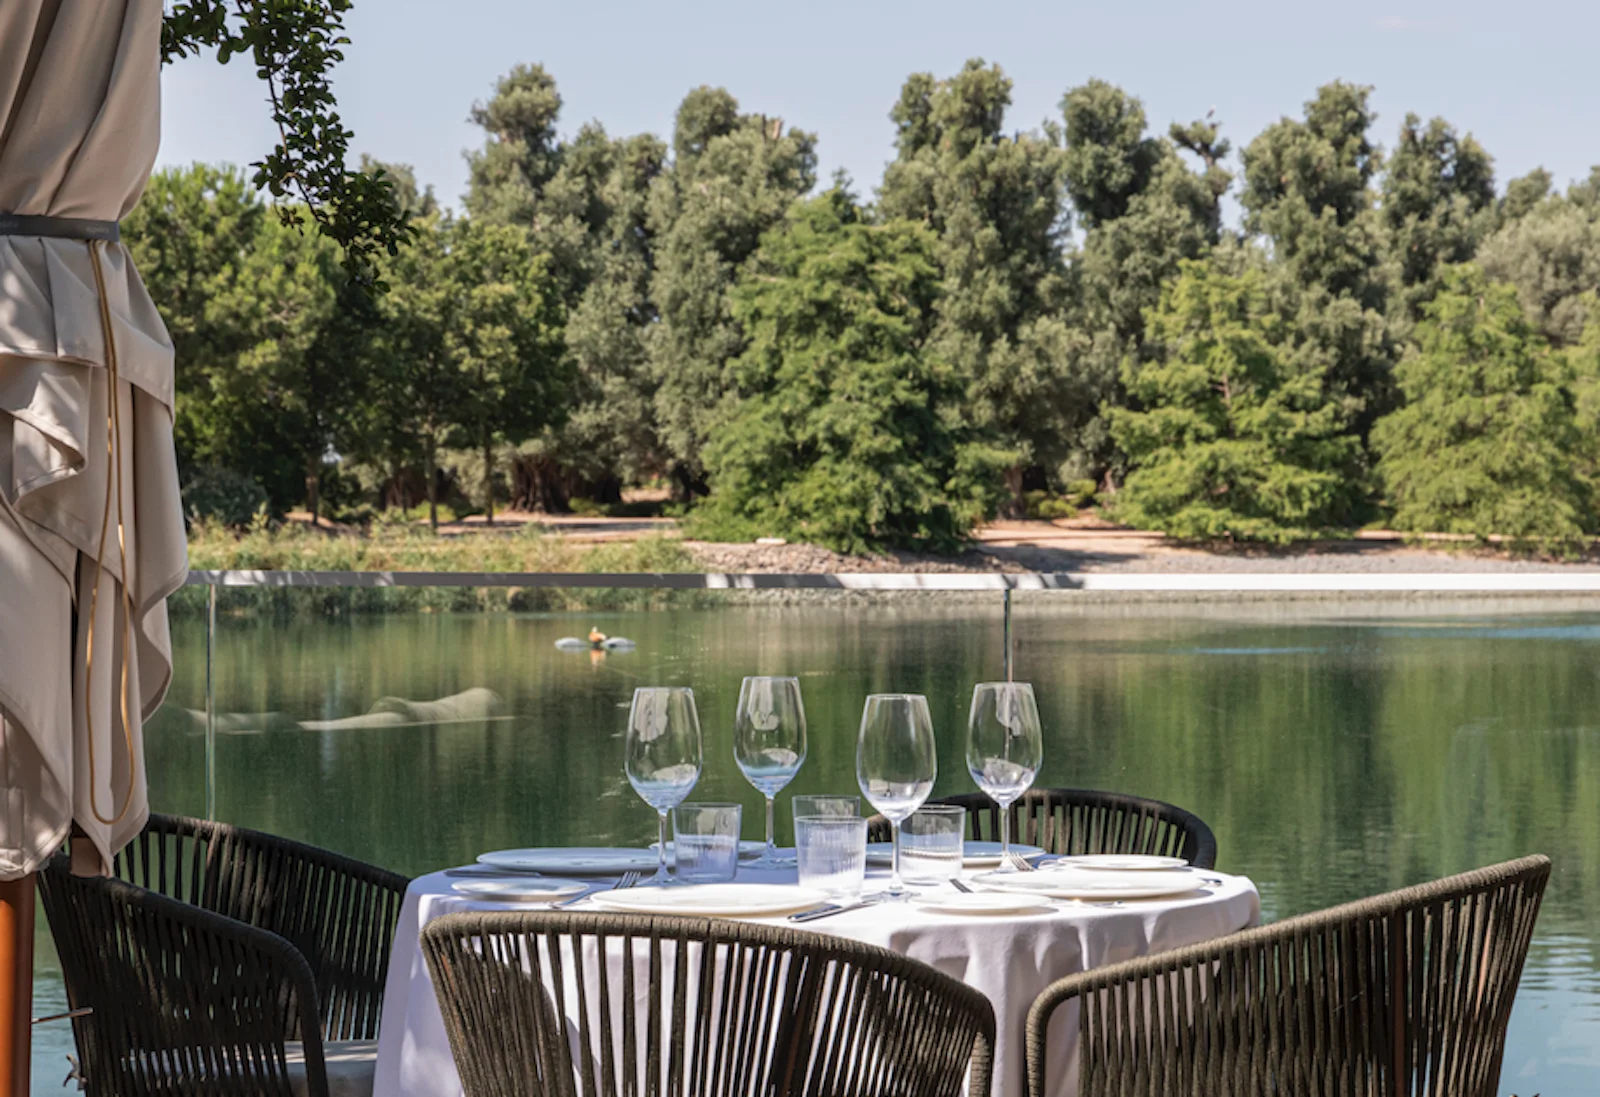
[788,896,884,923]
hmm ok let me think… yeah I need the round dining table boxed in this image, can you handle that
[374,856,1259,1097]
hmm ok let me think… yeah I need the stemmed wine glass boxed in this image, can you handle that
[856,694,937,899]
[734,676,808,868]
[626,687,704,885]
[966,682,1043,872]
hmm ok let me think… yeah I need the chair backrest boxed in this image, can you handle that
[421,910,997,1097]
[38,858,329,1097]
[1025,854,1551,1097]
[867,789,1219,869]
[114,812,409,1039]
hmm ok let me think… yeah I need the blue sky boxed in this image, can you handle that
[158,0,1600,218]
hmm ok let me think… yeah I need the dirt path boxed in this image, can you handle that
[292,510,1600,573]
[688,519,1600,574]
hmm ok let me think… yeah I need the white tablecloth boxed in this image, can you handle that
[374,861,1259,1097]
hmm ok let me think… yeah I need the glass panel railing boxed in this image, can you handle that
[30,577,1600,1094]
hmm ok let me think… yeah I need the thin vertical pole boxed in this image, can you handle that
[1002,588,1014,683]
[205,582,217,822]
[0,873,34,1097]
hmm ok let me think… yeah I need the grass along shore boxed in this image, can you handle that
[180,519,708,616]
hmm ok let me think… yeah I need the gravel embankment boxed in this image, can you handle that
[686,533,1600,575]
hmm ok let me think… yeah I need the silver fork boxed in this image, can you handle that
[553,870,642,909]
[1004,851,1038,872]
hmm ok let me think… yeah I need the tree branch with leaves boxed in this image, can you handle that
[161,0,412,291]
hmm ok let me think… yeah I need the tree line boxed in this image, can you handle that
[136,60,1600,551]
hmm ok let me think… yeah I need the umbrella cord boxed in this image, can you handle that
[81,239,138,829]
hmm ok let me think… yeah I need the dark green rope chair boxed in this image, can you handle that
[867,788,1219,869]
[111,812,410,1040]
[39,862,334,1096]
[1025,854,1551,1097]
[421,909,997,1097]
[40,814,410,1096]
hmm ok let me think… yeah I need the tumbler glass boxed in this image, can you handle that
[671,803,742,883]
[899,805,965,883]
[794,815,868,899]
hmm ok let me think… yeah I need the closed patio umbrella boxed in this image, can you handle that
[0,0,187,1089]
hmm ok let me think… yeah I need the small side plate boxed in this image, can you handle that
[1050,854,1189,871]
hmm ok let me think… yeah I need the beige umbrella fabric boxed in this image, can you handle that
[0,0,187,880]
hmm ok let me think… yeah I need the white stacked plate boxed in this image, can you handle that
[865,841,1047,867]
[650,840,772,860]
[477,848,660,875]
[452,878,588,903]
[589,884,826,919]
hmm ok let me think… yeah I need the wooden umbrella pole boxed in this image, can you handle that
[0,872,34,1096]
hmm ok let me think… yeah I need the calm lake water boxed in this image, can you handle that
[30,596,1600,1095]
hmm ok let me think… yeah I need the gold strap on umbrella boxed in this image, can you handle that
[82,238,139,828]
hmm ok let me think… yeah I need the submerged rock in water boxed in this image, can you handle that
[299,687,507,731]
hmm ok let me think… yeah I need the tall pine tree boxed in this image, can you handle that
[1241,83,1393,438]
[879,60,1072,505]
[648,87,817,498]
[1378,114,1496,332]
[1060,80,1232,484]
[466,65,668,508]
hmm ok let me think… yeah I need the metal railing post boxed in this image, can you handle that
[205,581,217,822]
[1003,588,1014,682]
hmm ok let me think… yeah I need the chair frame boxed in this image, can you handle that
[39,861,332,1097]
[868,788,1218,869]
[1025,854,1551,1097]
[421,909,998,1097]
[112,812,410,1040]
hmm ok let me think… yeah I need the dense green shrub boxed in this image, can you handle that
[1373,266,1596,552]
[687,191,1009,554]
[1023,491,1077,520]
[182,466,269,528]
[1110,260,1361,543]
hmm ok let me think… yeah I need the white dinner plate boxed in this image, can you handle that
[650,840,773,860]
[1050,854,1189,871]
[590,884,827,918]
[916,891,1054,916]
[477,848,660,875]
[865,841,1046,867]
[972,867,1207,901]
[452,878,588,902]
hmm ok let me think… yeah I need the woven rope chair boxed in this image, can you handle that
[1024,854,1551,1097]
[867,789,1218,869]
[111,812,409,1040]
[39,859,332,1097]
[421,910,997,1097]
